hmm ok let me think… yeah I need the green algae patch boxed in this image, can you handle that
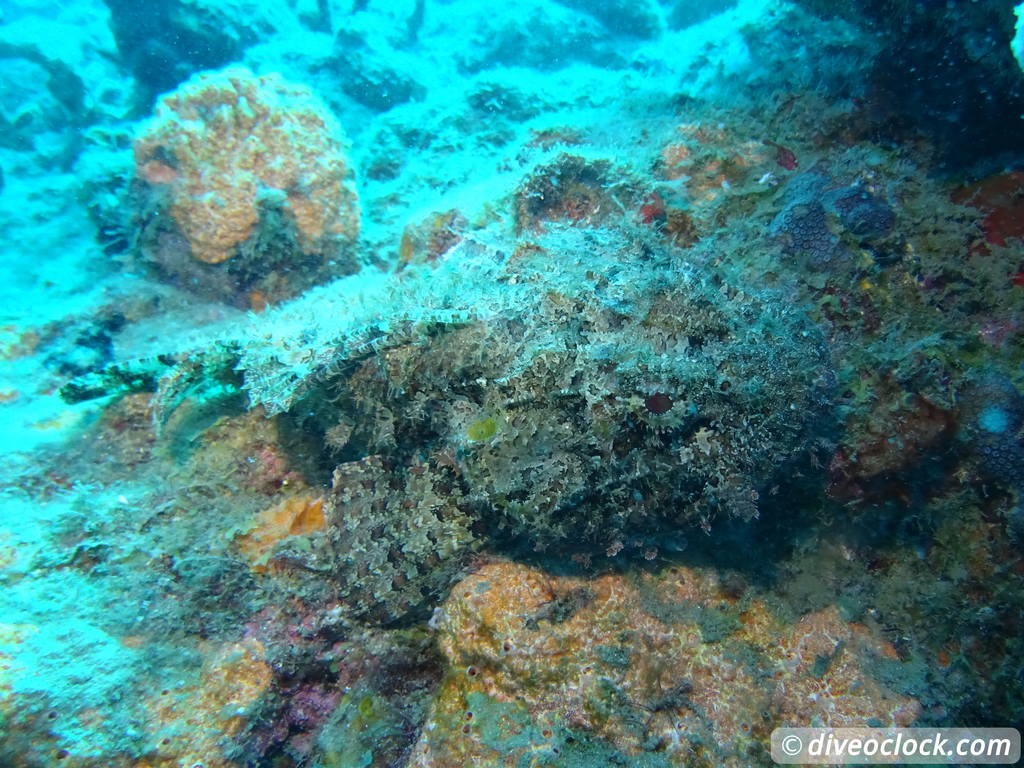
[463,690,672,768]
[595,643,632,669]
[466,690,538,755]
[466,416,498,441]
[318,690,407,768]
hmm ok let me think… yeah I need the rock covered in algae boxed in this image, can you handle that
[135,638,272,768]
[410,560,919,767]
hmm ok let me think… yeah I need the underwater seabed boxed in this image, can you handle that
[1,0,1024,766]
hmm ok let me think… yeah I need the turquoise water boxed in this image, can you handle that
[1,1,1023,766]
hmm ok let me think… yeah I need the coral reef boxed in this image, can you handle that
[102,0,246,112]
[136,638,271,768]
[1016,3,1024,73]
[514,154,641,233]
[794,0,1024,174]
[0,41,88,170]
[397,209,466,267]
[959,374,1024,493]
[412,560,919,767]
[827,390,955,502]
[771,172,899,270]
[4,1,1024,765]
[656,121,779,234]
[133,67,360,304]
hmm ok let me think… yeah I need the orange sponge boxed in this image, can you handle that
[135,67,359,265]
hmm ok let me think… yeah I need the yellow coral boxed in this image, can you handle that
[134,67,359,265]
